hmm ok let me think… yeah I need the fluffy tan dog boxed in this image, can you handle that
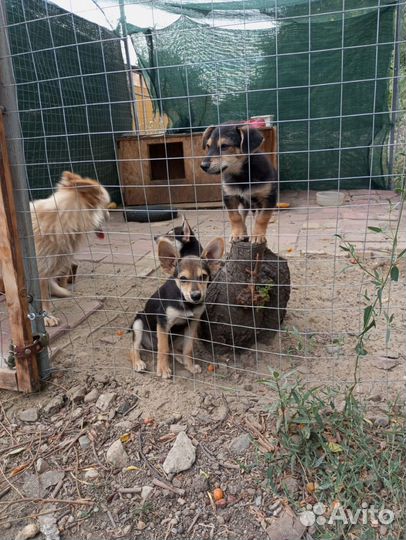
[29,171,110,326]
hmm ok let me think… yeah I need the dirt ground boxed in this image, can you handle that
[1,188,405,540]
[0,245,404,539]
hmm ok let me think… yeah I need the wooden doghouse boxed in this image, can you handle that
[118,127,278,207]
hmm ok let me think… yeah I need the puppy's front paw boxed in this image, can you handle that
[129,352,146,372]
[157,364,172,379]
[230,233,249,243]
[187,364,202,374]
[44,314,60,327]
[251,235,267,244]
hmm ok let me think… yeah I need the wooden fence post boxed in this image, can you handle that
[0,111,40,393]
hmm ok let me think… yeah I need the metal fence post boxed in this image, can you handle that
[0,0,50,380]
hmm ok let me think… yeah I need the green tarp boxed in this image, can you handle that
[6,0,131,199]
[130,0,398,190]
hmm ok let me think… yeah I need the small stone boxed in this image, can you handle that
[38,511,59,540]
[170,424,187,433]
[374,415,390,427]
[68,385,87,404]
[211,404,228,422]
[266,506,306,540]
[84,468,99,480]
[96,392,117,411]
[191,475,209,492]
[137,520,147,530]
[229,433,251,455]
[15,523,40,540]
[141,485,154,502]
[368,394,382,402]
[281,476,299,497]
[84,389,99,403]
[255,495,262,507]
[177,497,186,505]
[163,432,196,475]
[79,435,90,449]
[215,498,227,508]
[36,458,49,474]
[41,470,64,490]
[44,395,65,416]
[19,408,39,423]
[106,439,129,469]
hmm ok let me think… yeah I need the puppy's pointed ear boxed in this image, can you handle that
[158,238,178,275]
[182,215,192,242]
[202,125,215,150]
[237,125,264,154]
[202,237,225,273]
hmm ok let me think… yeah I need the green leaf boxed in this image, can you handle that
[390,265,399,282]
[368,226,383,233]
[363,305,373,327]
[356,341,368,356]
[328,441,343,453]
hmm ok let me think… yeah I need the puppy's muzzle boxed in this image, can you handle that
[190,291,202,303]
[200,160,210,172]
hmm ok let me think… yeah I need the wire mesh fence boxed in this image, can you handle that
[0,0,405,405]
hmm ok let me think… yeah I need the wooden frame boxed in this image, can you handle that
[0,111,40,393]
[118,126,278,207]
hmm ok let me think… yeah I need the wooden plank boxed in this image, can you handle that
[0,111,40,393]
[0,367,18,391]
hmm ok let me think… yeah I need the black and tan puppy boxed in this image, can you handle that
[154,215,203,258]
[200,122,277,244]
[130,237,224,379]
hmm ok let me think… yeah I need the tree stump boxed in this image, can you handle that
[200,241,290,355]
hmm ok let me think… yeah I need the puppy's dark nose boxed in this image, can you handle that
[200,161,209,172]
[191,291,202,302]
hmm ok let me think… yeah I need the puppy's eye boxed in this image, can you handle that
[179,276,187,282]
[201,273,209,281]
[220,144,230,150]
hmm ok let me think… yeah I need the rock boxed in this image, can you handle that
[163,432,196,475]
[19,407,39,423]
[84,389,99,403]
[211,404,228,422]
[79,435,90,449]
[39,509,60,540]
[266,506,306,540]
[15,523,40,540]
[117,397,138,415]
[22,473,42,498]
[170,424,187,434]
[191,475,209,493]
[229,433,251,455]
[137,520,147,530]
[368,394,382,402]
[36,458,49,474]
[141,485,154,502]
[96,392,116,411]
[281,476,299,497]
[41,471,64,490]
[68,385,86,404]
[84,468,99,480]
[106,439,129,468]
[374,415,390,427]
[44,395,64,416]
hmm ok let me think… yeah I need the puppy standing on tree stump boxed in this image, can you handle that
[200,122,277,244]
[200,122,290,354]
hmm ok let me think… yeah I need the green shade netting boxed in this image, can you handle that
[129,0,398,190]
[6,0,132,199]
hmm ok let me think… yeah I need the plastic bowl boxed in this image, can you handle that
[316,191,345,207]
[124,205,178,223]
